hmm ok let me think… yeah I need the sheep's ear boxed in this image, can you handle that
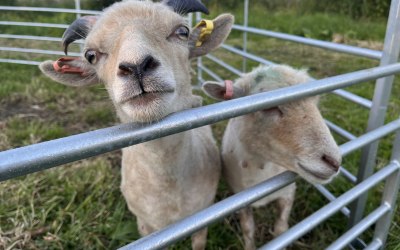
[189,14,234,59]
[202,80,246,101]
[39,59,100,87]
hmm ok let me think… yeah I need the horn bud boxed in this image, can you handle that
[62,16,98,55]
[162,0,209,15]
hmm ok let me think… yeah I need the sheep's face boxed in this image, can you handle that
[203,65,342,184]
[87,2,191,122]
[246,99,341,184]
[39,1,234,123]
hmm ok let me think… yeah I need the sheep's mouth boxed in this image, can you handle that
[122,91,173,106]
[297,163,332,180]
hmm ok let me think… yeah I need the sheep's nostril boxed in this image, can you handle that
[322,154,340,172]
[141,55,159,73]
[118,63,135,76]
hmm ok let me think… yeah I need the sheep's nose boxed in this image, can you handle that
[140,55,159,73]
[322,154,340,172]
[118,55,160,77]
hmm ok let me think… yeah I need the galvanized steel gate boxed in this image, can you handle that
[1,0,400,249]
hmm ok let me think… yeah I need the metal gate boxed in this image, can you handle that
[1,0,400,249]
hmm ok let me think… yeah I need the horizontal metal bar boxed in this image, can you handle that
[119,171,297,250]
[219,44,372,109]
[340,118,400,156]
[0,58,40,65]
[220,44,274,66]
[0,34,62,42]
[232,24,382,60]
[314,184,366,249]
[259,162,399,250]
[0,21,68,29]
[332,89,372,109]
[325,119,357,141]
[0,47,80,56]
[2,63,400,181]
[364,239,383,250]
[198,65,223,82]
[314,184,351,217]
[340,167,358,183]
[326,204,390,250]
[205,54,242,76]
[0,6,101,15]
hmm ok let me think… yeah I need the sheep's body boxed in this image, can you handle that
[222,108,296,246]
[121,127,220,233]
[223,129,296,208]
[40,1,233,248]
[203,65,341,250]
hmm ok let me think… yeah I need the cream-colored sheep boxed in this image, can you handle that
[39,1,233,249]
[202,65,342,250]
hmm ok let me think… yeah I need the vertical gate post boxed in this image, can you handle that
[74,0,83,52]
[372,128,400,247]
[348,0,400,229]
[196,12,203,86]
[242,0,249,72]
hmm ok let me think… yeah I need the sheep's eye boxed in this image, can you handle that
[174,26,189,40]
[85,50,97,64]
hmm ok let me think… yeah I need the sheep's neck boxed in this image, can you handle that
[123,130,193,176]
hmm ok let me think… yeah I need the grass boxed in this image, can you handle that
[1,2,400,250]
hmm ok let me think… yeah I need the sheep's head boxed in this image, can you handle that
[39,0,234,123]
[203,65,342,184]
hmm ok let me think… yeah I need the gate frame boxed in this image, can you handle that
[0,1,400,249]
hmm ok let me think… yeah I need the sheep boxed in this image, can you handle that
[39,0,233,249]
[202,65,342,250]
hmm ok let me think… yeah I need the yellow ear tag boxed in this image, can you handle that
[194,19,214,47]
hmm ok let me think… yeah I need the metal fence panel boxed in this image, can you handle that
[1,1,400,249]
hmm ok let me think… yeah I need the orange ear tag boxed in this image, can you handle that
[53,57,85,75]
[224,80,234,100]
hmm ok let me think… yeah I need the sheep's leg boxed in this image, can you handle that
[136,217,154,236]
[272,196,294,236]
[238,207,256,250]
[191,227,208,250]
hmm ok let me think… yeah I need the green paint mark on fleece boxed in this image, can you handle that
[249,66,286,93]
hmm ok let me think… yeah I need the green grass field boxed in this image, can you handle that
[1,2,400,249]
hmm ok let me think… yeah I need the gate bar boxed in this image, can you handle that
[371,128,400,246]
[2,63,400,182]
[259,162,399,250]
[0,21,68,28]
[232,24,382,60]
[208,47,373,109]
[220,44,275,66]
[313,184,351,217]
[325,204,390,250]
[339,118,400,156]
[119,171,297,250]
[0,6,100,15]
[0,34,62,42]
[365,239,383,250]
[349,0,400,227]
[331,89,372,109]
[205,54,242,76]
[325,120,357,141]
[0,47,80,56]
[0,59,40,65]
[198,65,223,82]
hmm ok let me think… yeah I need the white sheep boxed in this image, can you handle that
[202,65,342,250]
[39,0,233,249]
